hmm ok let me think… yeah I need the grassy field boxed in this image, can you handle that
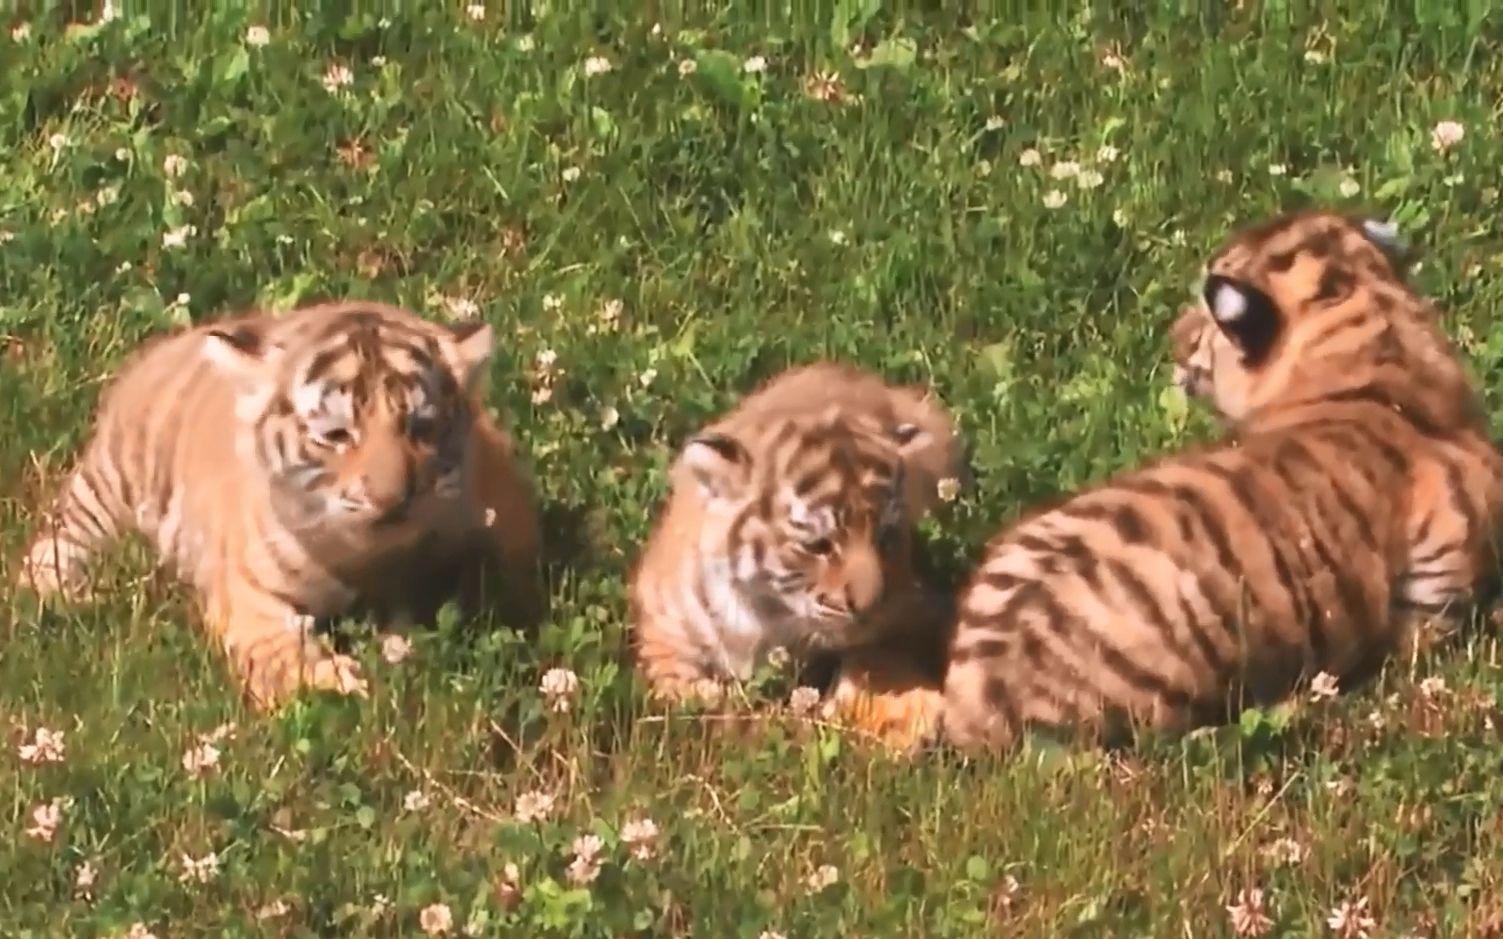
[5,5,1503,937]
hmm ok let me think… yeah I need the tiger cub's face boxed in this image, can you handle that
[202,302,493,532]
[1169,211,1411,422]
[674,408,924,651]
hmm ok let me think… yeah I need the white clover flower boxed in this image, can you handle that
[1042,189,1067,209]
[1339,178,1361,198]
[582,56,613,77]
[1076,169,1105,190]
[1326,896,1375,938]
[11,23,33,41]
[805,863,840,892]
[788,686,821,717]
[1267,163,1287,176]
[1096,144,1120,163]
[177,851,220,884]
[561,166,581,183]
[540,666,580,713]
[828,229,848,245]
[48,133,69,152]
[322,63,354,93]
[25,799,63,843]
[743,55,767,74]
[600,405,620,431]
[1419,675,1449,700]
[419,902,454,935]
[515,34,536,52]
[677,58,698,77]
[514,789,556,823]
[1049,160,1081,180]
[1260,837,1308,867]
[638,367,658,388]
[566,833,605,885]
[465,4,486,21]
[1303,48,1328,65]
[1018,148,1042,167]
[1309,671,1340,701]
[1431,119,1465,152]
[244,25,270,47]
[403,789,431,813]
[96,185,120,207]
[541,293,563,312]
[1225,887,1275,936]
[181,741,221,778]
[936,477,961,502]
[74,859,98,899]
[18,726,66,764]
[984,115,1005,131]
[620,817,660,861]
[161,224,197,248]
[381,633,413,664]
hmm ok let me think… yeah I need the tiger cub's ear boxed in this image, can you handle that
[447,320,495,392]
[1357,217,1411,274]
[1203,274,1281,367]
[203,321,285,387]
[675,431,753,504]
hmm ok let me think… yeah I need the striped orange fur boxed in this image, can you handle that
[17,300,544,709]
[937,210,1503,754]
[628,362,964,722]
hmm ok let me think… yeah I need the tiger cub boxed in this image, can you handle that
[939,210,1503,754]
[17,300,545,709]
[628,362,965,720]
[1170,218,1503,657]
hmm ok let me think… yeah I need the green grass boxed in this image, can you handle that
[5,5,1503,937]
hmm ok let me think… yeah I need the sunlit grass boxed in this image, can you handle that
[5,5,1503,937]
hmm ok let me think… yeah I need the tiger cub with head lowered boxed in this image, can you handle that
[629,362,965,724]
[18,300,545,709]
[940,210,1503,754]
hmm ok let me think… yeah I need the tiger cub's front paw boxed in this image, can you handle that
[823,668,946,756]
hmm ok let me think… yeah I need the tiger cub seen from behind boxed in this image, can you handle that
[18,300,545,709]
[940,210,1503,754]
[1169,220,1503,659]
[629,362,966,725]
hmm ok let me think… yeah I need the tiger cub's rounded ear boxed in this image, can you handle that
[1358,217,1411,273]
[203,322,284,382]
[447,320,495,390]
[676,431,752,502]
[1202,274,1281,366]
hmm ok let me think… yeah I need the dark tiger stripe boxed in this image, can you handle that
[1038,580,1197,712]
[1060,498,1150,545]
[1439,452,1480,537]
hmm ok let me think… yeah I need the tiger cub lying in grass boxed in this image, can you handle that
[17,300,545,709]
[935,209,1503,755]
[628,361,967,732]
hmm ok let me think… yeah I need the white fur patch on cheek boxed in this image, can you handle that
[1210,283,1247,323]
[292,382,325,417]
